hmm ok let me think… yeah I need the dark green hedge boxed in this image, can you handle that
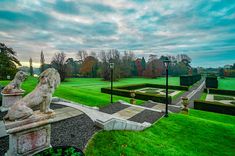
[206,76,218,88]
[116,83,189,91]
[146,84,189,91]
[115,84,147,90]
[204,88,235,96]
[101,87,172,104]
[194,100,235,116]
[180,74,201,86]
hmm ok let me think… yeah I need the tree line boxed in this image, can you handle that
[0,42,195,81]
[39,50,194,81]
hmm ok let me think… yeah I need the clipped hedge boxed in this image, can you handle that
[194,100,235,116]
[206,76,218,88]
[101,87,172,104]
[116,83,189,91]
[204,88,235,96]
[180,74,201,86]
[146,84,189,91]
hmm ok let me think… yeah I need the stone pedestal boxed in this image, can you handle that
[181,97,189,114]
[1,92,24,112]
[4,111,55,156]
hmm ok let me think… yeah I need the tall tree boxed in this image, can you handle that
[77,50,88,62]
[29,57,33,76]
[79,56,98,77]
[51,52,66,81]
[0,43,21,79]
[40,50,45,73]
[120,51,135,77]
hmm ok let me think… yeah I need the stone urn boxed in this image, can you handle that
[130,90,136,104]
[181,97,189,113]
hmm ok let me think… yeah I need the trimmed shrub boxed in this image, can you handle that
[194,100,235,116]
[116,84,147,90]
[206,76,218,88]
[180,74,201,86]
[101,87,172,104]
[207,88,235,96]
[146,84,189,91]
[116,83,189,91]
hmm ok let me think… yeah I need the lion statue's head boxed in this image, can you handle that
[39,68,61,92]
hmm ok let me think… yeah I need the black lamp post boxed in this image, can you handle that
[110,62,114,103]
[163,57,171,117]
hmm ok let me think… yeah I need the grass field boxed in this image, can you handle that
[0,77,179,107]
[85,109,235,156]
[218,78,235,90]
[1,77,235,155]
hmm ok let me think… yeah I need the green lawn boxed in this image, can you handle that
[85,109,235,156]
[0,77,179,107]
[218,78,235,90]
[1,77,235,155]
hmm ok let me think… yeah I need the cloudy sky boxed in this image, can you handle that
[0,0,235,67]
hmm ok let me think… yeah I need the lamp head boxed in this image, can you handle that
[163,57,171,68]
[109,62,114,69]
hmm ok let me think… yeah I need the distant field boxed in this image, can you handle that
[0,77,179,107]
[218,78,235,90]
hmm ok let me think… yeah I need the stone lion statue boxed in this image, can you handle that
[1,71,28,94]
[4,68,61,121]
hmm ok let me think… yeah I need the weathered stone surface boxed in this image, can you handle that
[4,68,61,121]
[7,124,51,156]
[1,71,27,95]
[1,93,23,112]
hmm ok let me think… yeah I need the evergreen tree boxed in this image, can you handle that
[141,57,146,71]
[29,57,33,76]
[0,43,21,79]
[40,50,45,73]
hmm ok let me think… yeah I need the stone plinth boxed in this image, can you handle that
[4,111,55,156]
[1,92,24,112]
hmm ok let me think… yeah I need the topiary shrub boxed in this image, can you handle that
[206,76,218,88]
[180,75,201,86]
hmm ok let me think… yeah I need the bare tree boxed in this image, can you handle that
[77,50,88,62]
[51,52,66,81]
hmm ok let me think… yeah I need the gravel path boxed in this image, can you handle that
[128,110,164,124]
[0,111,7,121]
[141,101,158,108]
[100,102,130,114]
[0,136,8,155]
[51,114,101,150]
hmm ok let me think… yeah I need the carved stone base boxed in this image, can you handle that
[4,111,55,156]
[1,93,24,112]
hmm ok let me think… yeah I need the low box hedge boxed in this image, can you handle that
[146,84,189,91]
[207,88,235,96]
[206,76,218,88]
[116,83,189,91]
[194,100,235,116]
[101,87,172,104]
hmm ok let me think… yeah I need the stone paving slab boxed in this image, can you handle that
[152,104,165,110]
[113,106,145,119]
